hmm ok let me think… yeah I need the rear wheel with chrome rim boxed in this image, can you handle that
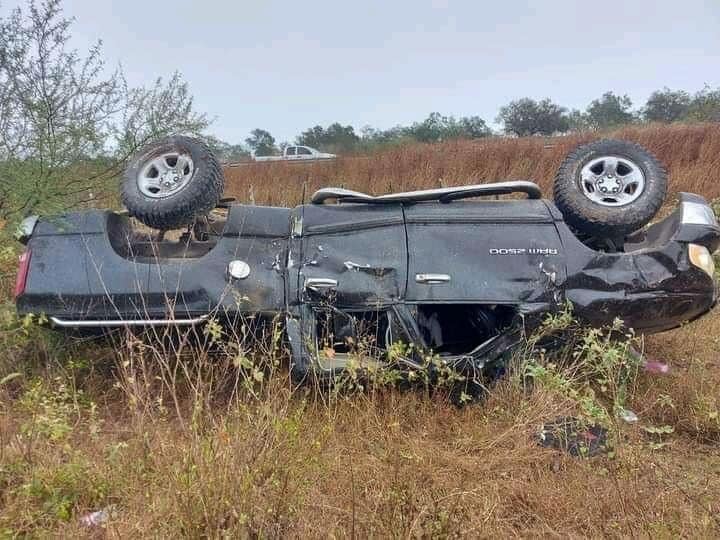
[122,135,224,230]
[579,155,645,207]
[137,151,195,199]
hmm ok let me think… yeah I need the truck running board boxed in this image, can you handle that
[49,314,209,328]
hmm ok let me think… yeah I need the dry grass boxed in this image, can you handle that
[2,123,720,537]
[223,122,720,205]
[1,319,719,537]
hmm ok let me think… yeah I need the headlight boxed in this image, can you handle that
[689,243,715,277]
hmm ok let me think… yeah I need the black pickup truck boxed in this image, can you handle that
[13,137,719,383]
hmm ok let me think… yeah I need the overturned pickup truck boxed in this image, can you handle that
[13,136,720,385]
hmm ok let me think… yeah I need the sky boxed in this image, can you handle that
[3,0,720,143]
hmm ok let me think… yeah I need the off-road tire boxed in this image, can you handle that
[122,136,224,230]
[553,139,667,237]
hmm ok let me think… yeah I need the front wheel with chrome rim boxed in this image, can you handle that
[579,155,645,207]
[553,139,667,239]
[122,136,224,230]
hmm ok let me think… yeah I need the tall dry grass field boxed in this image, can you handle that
[1,123,720,537]
[224,123,720,205]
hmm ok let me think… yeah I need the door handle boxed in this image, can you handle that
[305,277,338,292]
[415,273,451,284]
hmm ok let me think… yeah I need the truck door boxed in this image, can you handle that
[402,200,565,357]
[296,204,407,306]
[287,203,408,376]
[404,200,565,304]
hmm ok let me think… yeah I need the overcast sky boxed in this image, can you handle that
[4,0,720,143]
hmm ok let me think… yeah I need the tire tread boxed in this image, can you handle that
[553,139,667,237]
[121,136,225,230]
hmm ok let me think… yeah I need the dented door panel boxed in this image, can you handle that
[297,204,407,306]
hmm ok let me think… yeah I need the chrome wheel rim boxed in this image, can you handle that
[137,152,194,198]
[579,155,645,207]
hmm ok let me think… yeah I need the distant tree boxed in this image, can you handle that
[356,114,490,149]
[642,88,691,123]
[565,109,591,132]
[685,85,720,122]
[405,112,445,142]
[496,98,569,136]
[459,115,492,139]
[296,122,360,152]
[403,112,491,142]
[359,126,380,141]
[585,92,636,130]
[245,129,276,156]
[358,125,409,149]
[323,123,360,150]
[296,125,325,148]
[205,136,250,163]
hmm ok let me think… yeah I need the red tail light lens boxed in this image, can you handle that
[14,250,31,299]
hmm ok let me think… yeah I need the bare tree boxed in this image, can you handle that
[0,0,209,222]
[0,0,121,217]
[116,71,209,156]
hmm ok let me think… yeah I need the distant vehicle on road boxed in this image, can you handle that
[254,145,336,162]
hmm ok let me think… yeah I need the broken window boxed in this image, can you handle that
[313,307,407,370]
[413,304,515,356]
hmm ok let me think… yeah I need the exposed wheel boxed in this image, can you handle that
[553,139,667,238]
[122,135,224,230]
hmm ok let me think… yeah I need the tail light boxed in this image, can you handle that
[15,215,39,245]
[14,250,31,299]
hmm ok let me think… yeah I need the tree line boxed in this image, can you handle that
[211,112,492,161]
[231,87,720,160]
